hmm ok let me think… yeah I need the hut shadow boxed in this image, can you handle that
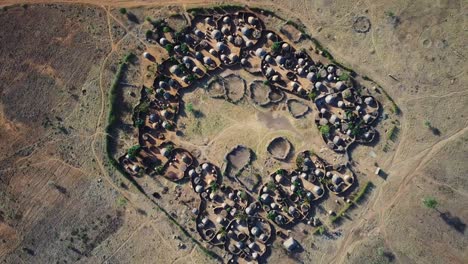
[439,211,466,234]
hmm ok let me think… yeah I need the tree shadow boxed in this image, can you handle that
[439,211,466,234]
[430,127,441,136]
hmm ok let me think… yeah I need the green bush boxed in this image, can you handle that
[308,90,318,101]
[181,43,189,53]
[119,8,127,14]
[145,29,153,38]
[271,42,281,53]
[422,197,438,209]
[127,145,141,159]
[163,26,171,33]
[165,44,174,53]
[319,124,330,136]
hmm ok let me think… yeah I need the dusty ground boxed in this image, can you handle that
[0,1,466,264]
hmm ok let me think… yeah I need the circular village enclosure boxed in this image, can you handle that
[117,8,385,264]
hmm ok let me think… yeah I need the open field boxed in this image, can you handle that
[0,1,466,263]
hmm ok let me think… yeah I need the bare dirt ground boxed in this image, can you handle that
[0,0,466,264]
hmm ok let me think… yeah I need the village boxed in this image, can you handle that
[118,10,381,263]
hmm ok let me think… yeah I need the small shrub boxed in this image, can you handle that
[315,226,325,235]
[307,90,318,101]
[154,165,165,175]
[424,120,432,128]
[127,145,141,159]
[319,124,330,136]
[119,8,127,14]
[116,196,127,206]
[181,43,189,53]
[163,26,171,33]
[271,41,281,53]
[165,44,174,53]
[186,102,194,113]
[338,71,350,81]
[267,181,276,191]
[263,80,270,85]
[296,155,304,169]
[422,197,438,209]
[145,29,153,38]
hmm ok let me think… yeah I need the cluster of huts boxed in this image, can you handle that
[189,162,272,261]
[117,10,381,262]
[258,151,354,227]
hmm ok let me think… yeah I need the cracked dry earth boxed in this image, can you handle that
[0,1,467,264]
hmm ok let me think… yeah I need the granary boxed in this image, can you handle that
[188,169,197,177]
[363,114,372,123]
[297,67,305,76]
[159,37,168,45]
[364,97,374,105]
[261,193,270,203]
[248,16,257,24]
[275,55,285,64]
[313,185,323,196]
[234,36,243,46]
[216,42,227,51]
[194,29,203,37]
[336,81,346,91]
[192,66,202,74]
[307,72,317,82]
[315,81,324,90]
[211,30,222,40]
[241,26,252,37]
[255,48,266,58]
[265,67,274,77]
[143,52,152,60]
[149,114,158,123]
[222,16,231,23]
[159,81,168,88]
[182,56,191,64]
[251,226,260,236]
[169,65,180,75]
[283,237,298,251]
[203,56,213,65]
[228,54,239,63]
[205,17,213,24]
[330,114,339,124]
[275,173,283,183]
[221,25,230,35]
[325,94,335,104]
[332,174,343,185]
[344,174,353,184]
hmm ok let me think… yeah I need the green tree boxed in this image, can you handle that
[163,26,171,33]
[186,102,194,113]
[127,145,141,159]
[271,41,281,53]
[424,120,432,128]
[422,197,438,209]
[145,29,153,38]
[119,8,127,14]
[319,124,330,136]
[165,44,174,53]
[180,43,189,53]
[307,90,318,101]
